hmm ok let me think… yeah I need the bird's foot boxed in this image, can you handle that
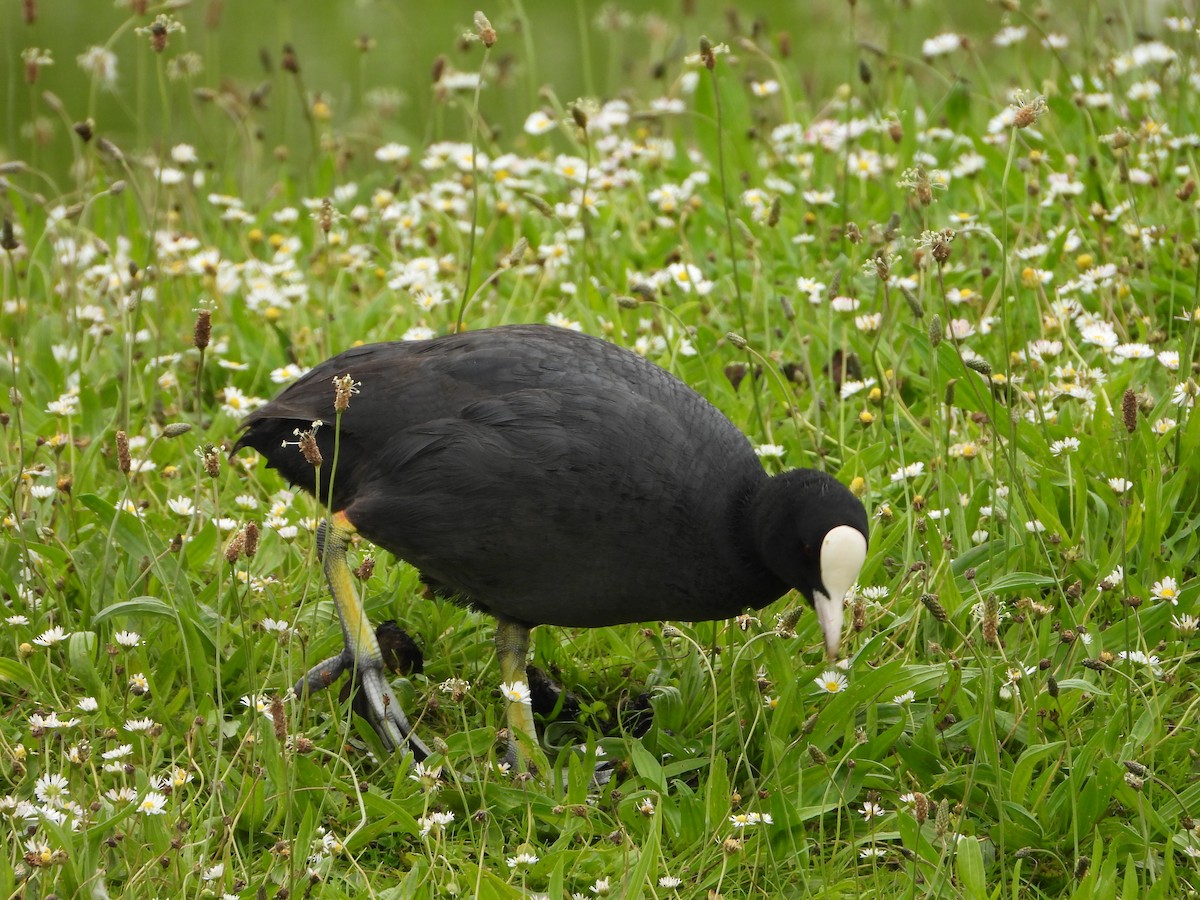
[294,649,432,760]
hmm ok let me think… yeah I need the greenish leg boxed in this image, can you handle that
[495,618,546,774]
[294,511,431,759]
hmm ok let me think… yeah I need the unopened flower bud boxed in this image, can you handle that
[920,592,948,623]
[929,314,943,347]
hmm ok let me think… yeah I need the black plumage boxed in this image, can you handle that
[235,324,869,765]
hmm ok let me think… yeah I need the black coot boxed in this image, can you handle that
[235,324,869,768]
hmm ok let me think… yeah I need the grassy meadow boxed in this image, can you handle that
[2,0,1199,896]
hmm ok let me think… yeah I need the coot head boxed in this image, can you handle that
[749,469,869,657]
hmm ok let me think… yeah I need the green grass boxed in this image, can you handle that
[2,1,1199,897]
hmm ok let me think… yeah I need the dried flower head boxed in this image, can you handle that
[897,166,944,206]
[291,423,324,468]
[917,228,956,264]
[1011,91,1048,129]
[136,15,185,53]
[21,47,53,84]
[196,443,221,478]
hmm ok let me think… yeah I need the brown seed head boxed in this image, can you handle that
[271,696,287,743]
[281,44,300,74]
[0,219,17,252]
[224,531,244,564]
[930,229,954,264]
[116,430,131,474]
[243,520,259,558]
[852,597,866,632]
[198,443,220,478]
[913,791,929,825]
[872,251,891,282]
[193,309,211,351]
[431,54,447,83]
[982,593,999,645]
[1122,387,1137,433]
[295,426,323,468]
[699,35,716,70]
[1012,93,1048,129]
[151,20,168,52]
